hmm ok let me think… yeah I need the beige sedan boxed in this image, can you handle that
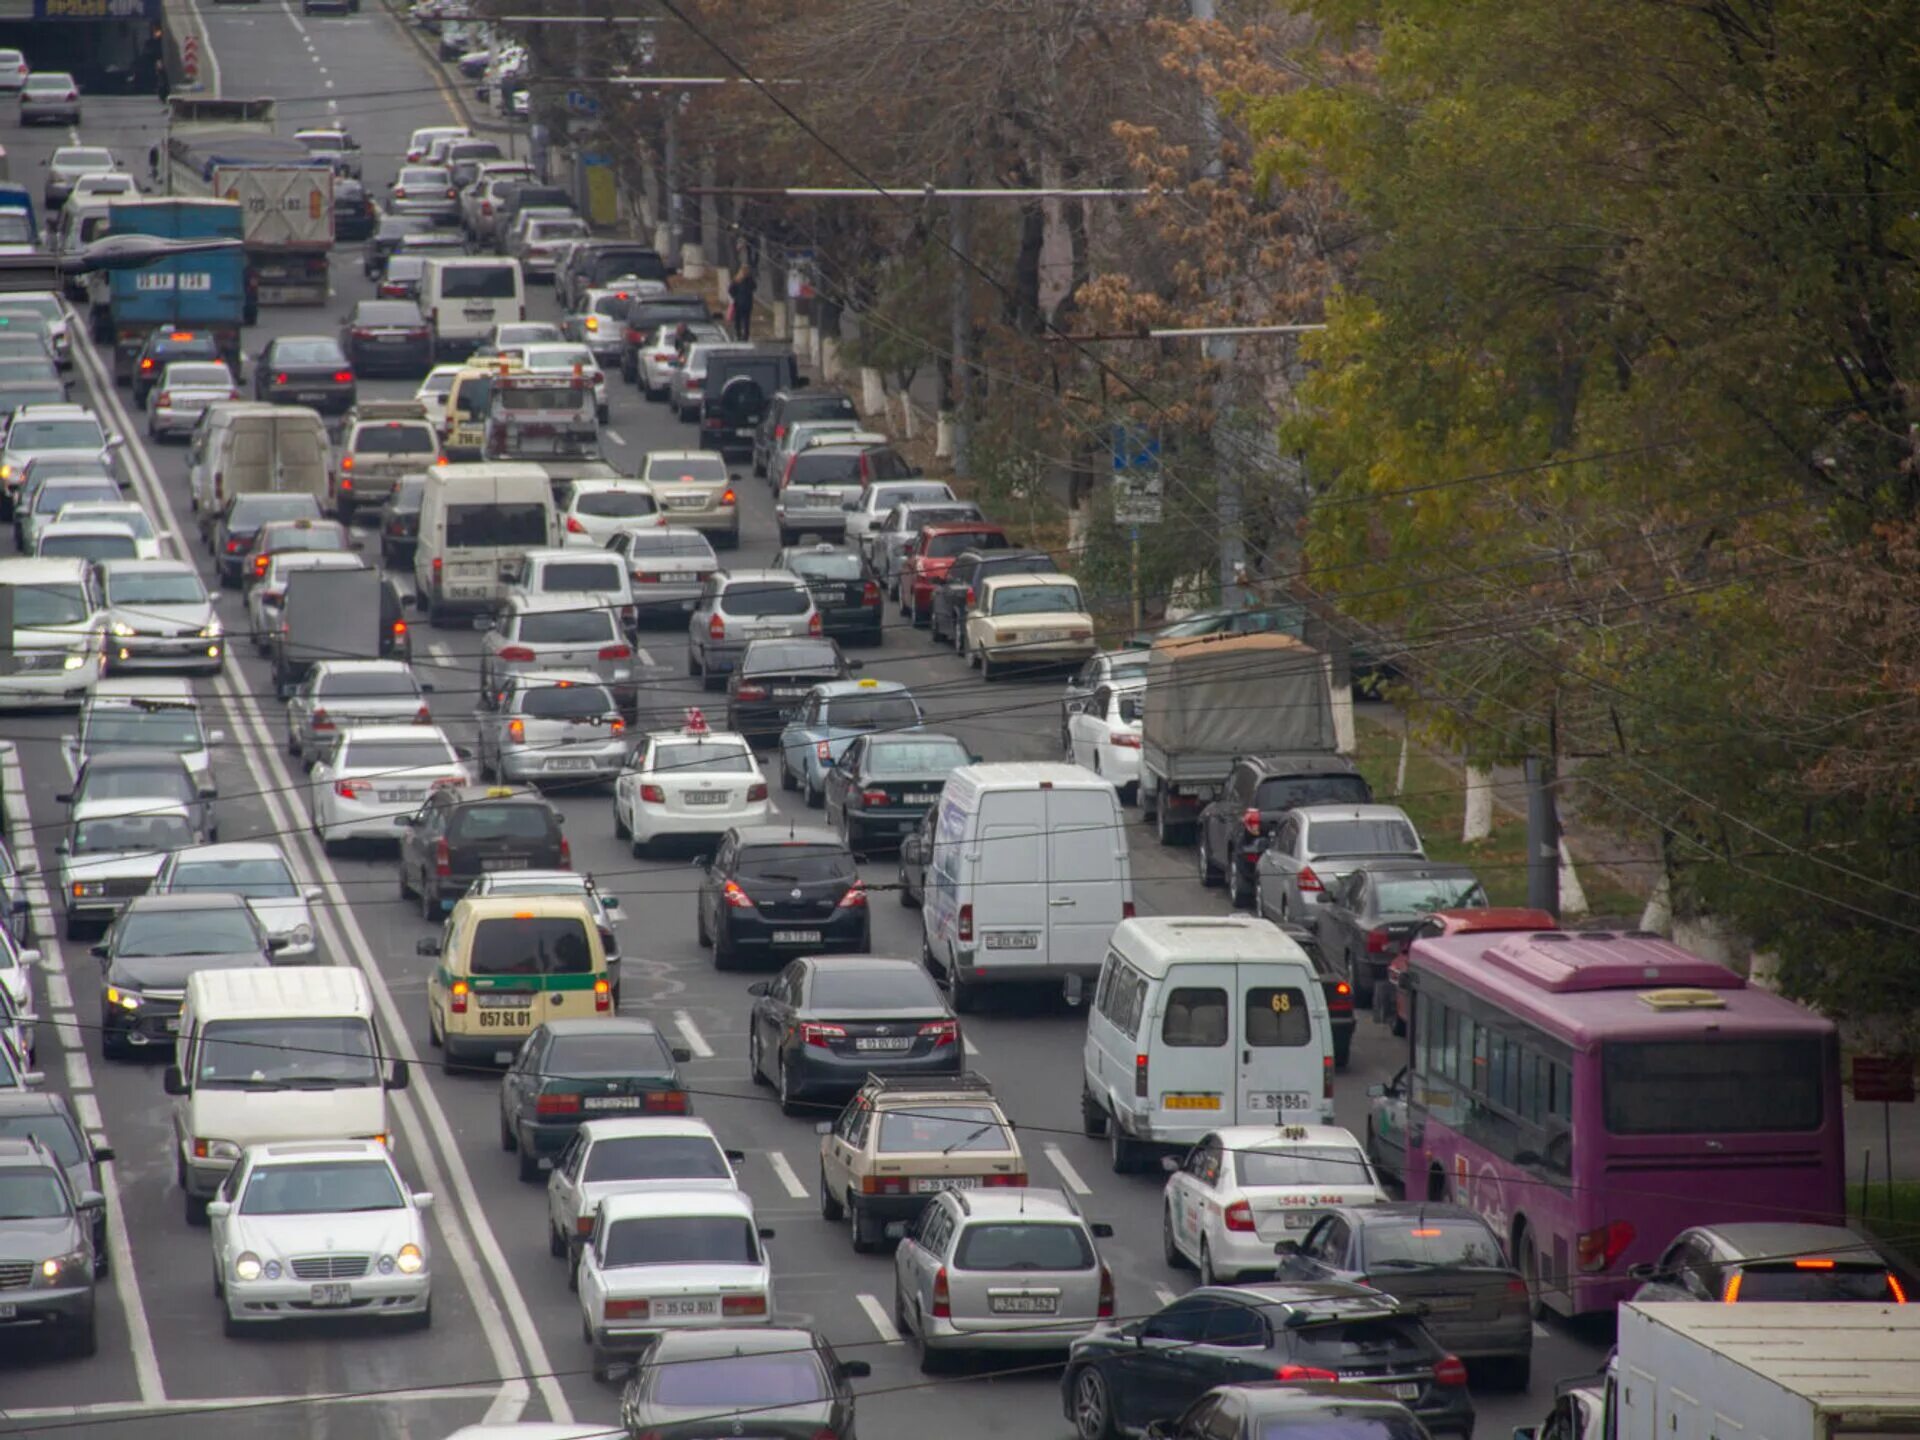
[964,572,1098,680]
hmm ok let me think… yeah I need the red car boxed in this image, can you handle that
[1386,907,1558,1032]
[899,521,1010,625]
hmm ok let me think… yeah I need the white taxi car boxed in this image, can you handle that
[964,573,1098,680]
[1161,1124,1387,1286]
[306,723,470,850]
[577,1187,773,1380]
[612,712,769,858]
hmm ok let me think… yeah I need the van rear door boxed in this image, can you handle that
[1153,963,1237,1117]
[1044,786,1126,975]
[975,788,1047,959]
[1233,967,1321,1125]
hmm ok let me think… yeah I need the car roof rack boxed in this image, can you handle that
[862,1071,996,1096]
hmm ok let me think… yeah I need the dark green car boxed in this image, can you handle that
[498,1018,691,1183]
[618,1327,871,1438]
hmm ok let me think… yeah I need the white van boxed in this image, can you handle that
[413,461,557,623]
[1082,915,1334,1173]
[0,555,108,708]
[921,762,1132,1011]
[186,402,331,521]
[165,966,407,1214]
[421,257,525,360]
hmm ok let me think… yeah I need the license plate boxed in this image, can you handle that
[377,788,420,803]
[984,932,1039,950]
[854,1037,913,1052]
[309,1284,352,1306]
[163,1018,180,1034]
[477,992,534,1007]
[771,687,806,698]
[1388,1384,1421,1401]
[684,790,727,805]
[818,587,849,605]
[1247,1091,1313,1113]
[734,427,753,439]
[479,1010,530,1028]
[295,392,328,404]
[1283,1210,1319,1229]
[0,1303,14,1319]
[913,1176,979,1193]
[905,792,938,804]
[582,1095,642,1110]
[1161,1094,1221,1111]
[771,929,821,944]
[653,1297,718,1318]
[664,494,702,508]
[481,857,528,870]
[548,758,593,771]
[989,1295,1058,1314]
[463,306,492,319]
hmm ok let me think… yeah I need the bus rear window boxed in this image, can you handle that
[1602,1037,1825,1134]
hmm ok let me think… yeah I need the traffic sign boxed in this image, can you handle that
[565,89,600,117]
[1111,424,1163,524]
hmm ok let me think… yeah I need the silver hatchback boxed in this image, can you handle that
[686,568,819,690]
[476,670,628,786]
[478,594,638,711]
[893,1187,1114,1366]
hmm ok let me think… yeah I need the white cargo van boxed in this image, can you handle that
[421,256,525,360]
[186,402,330,521]
[1082,915,1334,1174]
[164,966,408,1216]
[413,461,557,624]
[921,762,1132,1011]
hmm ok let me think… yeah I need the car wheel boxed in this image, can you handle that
[803,770,822,809]
[687,646,701,677]
[1070,1366,1116,1440]
[1162,1203,1190,1269]
[184,1189,208,1226]
[612,799,629,840]
[1227,858,1250,909]
[1515,1222,1548,1319]
[1198,831,1222,887]
[916,1309,947,1375]
[517,1141,541,1184]
[1107,1118,1142,1174]
[398,861,414,899]
[695,901,711,948]
[776,1056,805,1117]
[1199,1238,1224,1287]
[549,1221,565,1258]
[780,756,797,792]
[847,1193,878,1254]
[69,1309,97,1359]
[222,1308,247,1340]
[712,921,738,971]
[499,1108,517,1151]
[748,1027,769,1086]
[819,1165,843,1221]
[1333,1028,1351,1070]
[1080,1087,1109,1138]
[897,859,918,908]
[420,884,439,923]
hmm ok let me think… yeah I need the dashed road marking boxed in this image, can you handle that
[100,1155,165,1403]
[1044,1143,1092,1195]
[672,1010,713,1059]
[73,1092,103,1136]
[43,969,73,1012]
[1533,1321,1550,1339]
[766,1149,809,1199]
[603,428,625,447]
[855,1293,901,1344]
[1154,1285,1178,1306]
[64,1049,92,1093]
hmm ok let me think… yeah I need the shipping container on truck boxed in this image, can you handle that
[101,197,245,384]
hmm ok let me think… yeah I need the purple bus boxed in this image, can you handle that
[1402,928,1843,1317]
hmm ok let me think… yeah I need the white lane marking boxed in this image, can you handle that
[53,1012,81,1053]
[1533,1321,1550,1339]
[854,1292,901,1344]
[603,428,625,447]
[1154,1285,1178,1306]
[100,1158,165,1403]
[962,1033,979,1056]
[0,1390,501,1420]
[766,1149,809,1199]
[43,968,73,1012]
[327,98,339,111]
[1044,1143,1092,1196]
[73,1091,103,1135]
[324,77,334,88]
[672,1009,713,1058]
[64,1049,93,1094]
[75,322,548,1425]
[285,3,309,36]
[428,640,453,665]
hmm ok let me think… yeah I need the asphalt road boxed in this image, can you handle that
[0,8,1610,1434]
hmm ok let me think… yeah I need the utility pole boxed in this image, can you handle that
[949,178,973,476]
[1525,757,1562,916]
[1189,0,1244,610]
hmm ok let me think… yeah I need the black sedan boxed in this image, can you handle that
[724,636,852,745]
[746,955,960,1113]
[618,1327,871,1440]
[209,491,324,586]
[339,299,434,377]
[254,335,357,415]
[774,543,883,645]
[498,1018,693,1183]
[377,473,426,565]
[1146,1383,1432,1440]
[333,179,377,241]
[1062,1284,1475,1440]
[131,328,224,408]
[695,825,869,970]
[0,1093,113,1273]
[823,731,969,856]
[363,213,435,278]
[94,895,276,1059]
[1311,860,1485,1006]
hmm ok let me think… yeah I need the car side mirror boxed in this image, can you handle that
[90,944,109,959]
[814,1121,832,1136]
[388,1058,411,1090]
[1626,1261,1658,1281]
[416,937,441,956]
[394,814,416,827]
[757,1226,776,1241]
[21,1070,44,1087]
[670,1046,692,1064]
[266,936,289,952]
[162,1066,188,1096]
[92,1144,114,1163]
[16,949,38,968]
[413,1191,435,1210]
[199,784,218,799]
[724,1149,746,1164]
[53,842,68,855]
[206,1199,232,1219]
[1273,1239,1300,1256]
[208,729,227,745]
[456,746,474,762]
[305,888,324,902]
[1366,1084,1385,1099]
[54,791,71,804]
[1090,1222,1114,1239]
[405,593,421,610]
[746,982,770,997]
[837,1360,872,1380]
[600,895,620,912]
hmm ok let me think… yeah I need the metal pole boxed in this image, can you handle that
[1525,756,1562,915]
[1887,1101,1895,1218]
[949,184,972,476]
[663,100,682,259]
[1130,527,1142,632]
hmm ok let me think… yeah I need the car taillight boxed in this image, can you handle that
[433,838,450,877]
[930,1267,950,1319]
[225,537,243,553]
[722,880,754,909]
[1224,1200,1256,1232]
[774,424,787,439]
[816,740,833,764]
[720,1294,765,1317]
[599,643,631,660]
[1330,981,1353,1014]
[708,614,725,639]
[837,882,867,909]
[593,976,610,1012]
[1433,1356,1469,1388]
[140,357,154,371]
[1135,1052,1149,1098]
[965,585,975,606]
[575,1214,595,1236]
[721,488,735,505]
[1111,732,1142,748]
[1122,900,1136,919]
[1242,807,1262,837]
[800,1022,845,1048]
[862,581,880,605]
[1275,1365,1339,1382]
[860,789,889,806]
[1097,1264,1115,1317]
[393,187,408,198]
[958,903,972,941]
[506,718,525,743]
[333,371,354,384]
[414,704,431,723]
[983,1172,1026,1187]
[558,836,571,867]
[394,619,408,640]
[602,1298,649,1320]
[747,782,767,801]
[154,391,172,408]
[274,372,288,385]
[630,570,659,583]
[449,980,468,1014]
[1298,865,1324,894]
[312,708,334,731]
[1577,1220,1635,1272]
[919,1019,957,1047]
[735,683,767,700]
[565,515,587,534]
[254,554,270,576]
[639,783,665,803]
[535,1093,581,1116]
[610,716,625,735]
[862,1176,910,1195]
[1324,1053,1334,1099]
[431,556,443,587]
[334,779,365,798]
[1365,927,1394,954]
[497,645,536,661]
[807,612,822,635]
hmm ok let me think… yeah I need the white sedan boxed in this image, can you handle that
[210,1139,432,1336]
[307,724,469,849]
[1162,1123,1388,1286]
[1065,677,1144,801]
[578,1188,773,1381]
[612,719,769,858]
[545,1117,742,1269]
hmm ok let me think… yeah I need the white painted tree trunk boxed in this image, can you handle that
[897,393,916,439]
[860,366,886,417]
[1557,840,1589,917]
[936,411,955,460]
[820,337,842,382]
[679,243,706,281]
[1462,766,1494,843]
[1394,734,1410,796]
[1639,872,1672,933]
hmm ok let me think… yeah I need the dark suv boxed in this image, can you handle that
[695,824,868,969]
[396,784,569,917]
[929,548,1060,647]
[1198,755,1374,909]
[753,387,859,478]
[700,347,803,456]
[0,1136,101,1357]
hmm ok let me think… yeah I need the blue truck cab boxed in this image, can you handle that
[101,197,245,382]
[0,183,38,249]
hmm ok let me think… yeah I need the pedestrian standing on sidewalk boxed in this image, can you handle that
[727,264,758,342]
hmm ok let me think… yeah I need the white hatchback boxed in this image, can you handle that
[613,720,769,857]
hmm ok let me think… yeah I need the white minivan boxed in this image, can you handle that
[1081,915,1334,1174]
[421,256,526,360]
[164,966,408,1217]
[413,461,557,624]
[921,762,1132,1011]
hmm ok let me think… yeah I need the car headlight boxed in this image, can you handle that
[105,985,141,1009]
[34,1251,86,1286]
[263,1259,281,1279]
[395,1243,424,1275]
[233,1251,263,1282]
[288,923,313,947]
[62,652,88,670]
[110,621,136,637]
[196,1138,241,1161]
[200,619,223,637]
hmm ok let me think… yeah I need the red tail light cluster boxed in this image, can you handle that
[496,645,536,661]
[836,882,867,909]
[722,880,754,909]
[1433,1356,1469,1388]
[1329,980,1353,1014]
[746,782,768,802]
[448,980,469,1014]
[1577,1221,1636,1273]
[535,1092,582,1116]
[930,1267,951,1318]
[433,838,451,877]
[1365,927,1395,954]
[1135,1053,1149,1098]
[311,708,334,732]
[1242,807,1263,837]
[919,1019,958,1047]
[639,783,665,803]
[1223,1200,1257,1232]
[1097,1264,1115,1318]
[735,683,767,700]
[643,1089,687,1112]
[800,1022,845,1048]
[1298,865,1324,895]
[1275,1364,1339,1382]
[957,903,973,942]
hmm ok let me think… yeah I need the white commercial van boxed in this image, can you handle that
[164,967,408,1216]
[421,256,525,360]
[186,402,331,521]
[413,461,557,623]
[921,762,1132,1011]
[1081,915,1334,1174]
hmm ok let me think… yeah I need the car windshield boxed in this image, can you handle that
[584,1135,731,1184]
[1730,1263,1903,1302]
[42,533,136,561]
[991,583,1081,616]
[649,1353,827,1408]
[163,364,232,388]
[36,483,119,514]
[2,581,89,626]
[826,692,919,730]
[241,1160,403,1215]
[196,1017,379,1088]
[548,1032,674,1074]
[785,551,862,581]
[85,709,204,752]
[925,530,1000,558]
[602,1215,759,1268]
[649,456,727,483]
[573,490,656,519]
[537,560,624,592]
[1238,1146,1373,1188]
[273,340,343,366]
[0,1171,70,1220]
[73,813,194,853]
[115,907,259,957]
[339,738,455,770]
[168,857,295,898]
[469,916,592,975]
[735,844,854,883]
[864,738,968,777]
[517,610,615,644]
[0,1115,82,1167]
[1363,1219,1505,1269]
[650,741,753,775]
[723,582,809,618]
[319,669,418,698]
[352,425,434,454]
[1373,877,1486,912]
[446,502,547,548]
[77,765,191,805]
[878,1105,1011,1154]
[440,266,518,299]
[808,967,941,1009]
[954,1222,1093,1271]
[1307,819,1420,857]
[521,684,615,719]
